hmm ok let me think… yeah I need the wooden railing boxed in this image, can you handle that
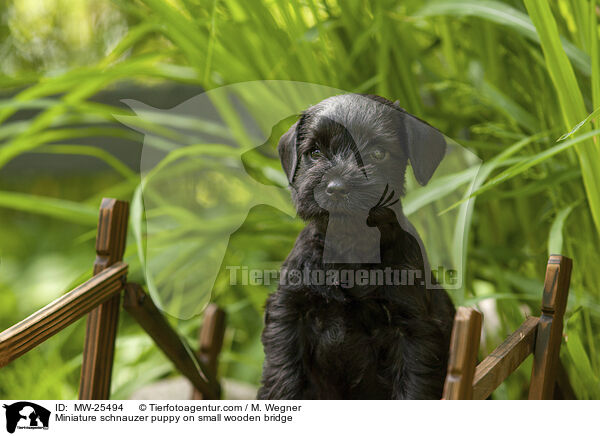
[443,255,575,400]
[0,198,225,400]
[3,197,574,400]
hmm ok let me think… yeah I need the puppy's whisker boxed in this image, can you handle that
[380,184,389,201]
[384,190,395,205]
[375,185,389,208]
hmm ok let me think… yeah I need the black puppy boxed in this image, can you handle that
[258,94,455,399]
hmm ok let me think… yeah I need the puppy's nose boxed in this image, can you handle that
[326,179,349,197]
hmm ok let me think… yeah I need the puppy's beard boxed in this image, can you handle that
[315,195,358,216]
[312,185,381,216]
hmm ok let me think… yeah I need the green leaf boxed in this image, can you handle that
[566,331,600,399]
[558,105,600,140]
[0,192,98,225]
[548,203,578,256]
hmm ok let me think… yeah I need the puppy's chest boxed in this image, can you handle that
[305,301,399,361]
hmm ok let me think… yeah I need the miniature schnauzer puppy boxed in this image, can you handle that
[258,94,455,399]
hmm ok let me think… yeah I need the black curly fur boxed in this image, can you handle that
[258,94,455,399]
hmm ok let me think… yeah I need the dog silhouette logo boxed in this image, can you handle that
[2,402,50,433]
[115,82,480,319]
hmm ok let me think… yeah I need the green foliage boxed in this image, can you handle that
[1,0,599,399]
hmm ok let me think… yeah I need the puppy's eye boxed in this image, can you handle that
[370,147,388,161]
[310,148,323,160]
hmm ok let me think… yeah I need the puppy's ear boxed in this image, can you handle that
[277,114,306,185]
[402,113,446,186]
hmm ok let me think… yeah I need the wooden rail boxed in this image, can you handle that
[472,316,538,400]
[0,262,128,368]
[0,198,224,401]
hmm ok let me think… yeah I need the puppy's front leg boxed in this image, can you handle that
[257,293,308,399]
[392,324,448,400]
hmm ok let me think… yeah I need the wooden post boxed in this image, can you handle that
[79,198,129,400]
[192,304,226,399]
[529,255,572,399]
[442,307,483,400]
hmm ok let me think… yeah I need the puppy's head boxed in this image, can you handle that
[278,94,446,221]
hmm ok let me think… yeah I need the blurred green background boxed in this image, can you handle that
[1,0,599,400]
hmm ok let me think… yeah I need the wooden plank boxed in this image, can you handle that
[192,304,226,400]
[442,307,483,400]
[79,198,129,400]
[0,262,127,368]
[472,316,539,400]
[122,283,219,400]
[529,255,573,400]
